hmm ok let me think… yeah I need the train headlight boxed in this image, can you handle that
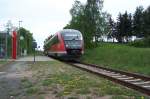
[66,44,69,47]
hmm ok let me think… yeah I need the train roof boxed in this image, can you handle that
[44,29,82,45]
[59,29,81,34]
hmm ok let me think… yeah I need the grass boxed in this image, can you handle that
[0,61,7,64]
[22,79,33,88]
[0,61,9,68]
[26,87,39,94]
[82,43,150,75]
[21,77,40,95]
[22,61,148,98]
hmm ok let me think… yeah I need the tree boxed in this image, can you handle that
[18,28,34,54]
[115,11,133,43]
[123,12,133,42]
[116,13,124,43]
[5,20,13,56]
[143,6,150,37]
[133,6,144,37]
[108,16,116,42]
[64,0,108,48]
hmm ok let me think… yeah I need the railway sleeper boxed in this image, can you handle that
[125,79,141,82]
[99,72,116,75]
[133,81,150,85]
[117,77,134,80]
[111,75,126,78]
[108,73,124,76]
[142,85,150,88]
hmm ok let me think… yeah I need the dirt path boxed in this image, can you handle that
[0,56,53,99]
[0,62,31,99]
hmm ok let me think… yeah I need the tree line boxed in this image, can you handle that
[108,6,150,43]
[64,0,150,48]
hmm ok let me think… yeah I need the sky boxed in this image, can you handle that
[0,0,149,50]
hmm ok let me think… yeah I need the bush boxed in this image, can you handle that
[129,37,150,48]
[144,37,150,47]
[129,40,145,47]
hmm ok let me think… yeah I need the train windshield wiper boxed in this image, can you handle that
[71,36,79,40]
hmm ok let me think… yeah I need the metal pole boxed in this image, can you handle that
[5,31,8,60]
[34,47,35,63]
[18,20,22,57]
[18,21,20,57]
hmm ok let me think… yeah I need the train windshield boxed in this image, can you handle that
[62,32,82,41]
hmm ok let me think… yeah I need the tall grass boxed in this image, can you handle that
[82,43,150,75]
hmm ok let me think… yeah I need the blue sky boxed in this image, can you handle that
[0,0,149,49]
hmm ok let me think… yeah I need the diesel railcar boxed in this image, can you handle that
[44,29,84,59]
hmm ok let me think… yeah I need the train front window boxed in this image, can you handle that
[62,32,82,41]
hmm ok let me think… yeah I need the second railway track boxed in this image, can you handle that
[66,61,150,96]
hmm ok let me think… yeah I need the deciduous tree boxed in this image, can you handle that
[64,0,108,48]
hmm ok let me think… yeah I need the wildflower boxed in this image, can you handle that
[141,96,144,99]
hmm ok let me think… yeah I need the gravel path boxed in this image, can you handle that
[0,56,53,99]
[0,62,28,99]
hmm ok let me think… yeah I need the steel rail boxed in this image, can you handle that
[79,62,150,81]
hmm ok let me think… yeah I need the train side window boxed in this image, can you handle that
[53,35,59,44]
[46,35,59,48]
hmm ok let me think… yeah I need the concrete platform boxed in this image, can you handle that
[0,59,14,61]
[15,56,54,61]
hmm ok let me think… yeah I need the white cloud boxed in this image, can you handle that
[103,0,150,19]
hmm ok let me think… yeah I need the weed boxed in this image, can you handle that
[68,96,78,99]
[26,87,39,94]
[22,80,33,88]
[42,78,54,86]
[21,77,28,82]
[76,88,90,94]
[86,96,92,99]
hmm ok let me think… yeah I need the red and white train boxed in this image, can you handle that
[44,29,84,60]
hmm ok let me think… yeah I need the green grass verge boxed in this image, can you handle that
[0,61,7,64]
[0,61,9,68]
[82,43,150,75]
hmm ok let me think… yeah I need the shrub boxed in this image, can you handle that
[129,37,150,48]
[143,36,150,47]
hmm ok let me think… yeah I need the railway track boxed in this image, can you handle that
[66,61,150,96]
